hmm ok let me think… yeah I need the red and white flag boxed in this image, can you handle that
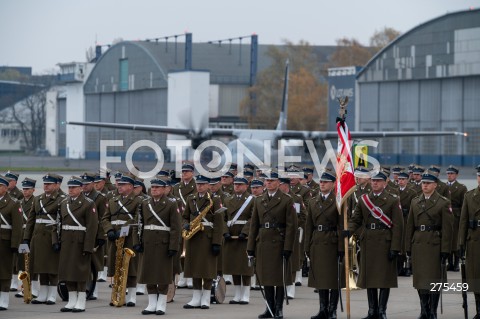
[335,120,356,212]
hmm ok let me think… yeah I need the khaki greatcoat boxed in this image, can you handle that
[447,180,467,252]
[405,191,453,289]
[0,193,22,281]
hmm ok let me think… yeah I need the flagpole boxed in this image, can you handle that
[343,203,351,319]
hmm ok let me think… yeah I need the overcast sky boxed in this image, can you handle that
[0,0,477,74]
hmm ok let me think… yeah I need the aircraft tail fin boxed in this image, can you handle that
[275,59,289,131]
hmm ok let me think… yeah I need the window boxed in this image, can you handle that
[119,59,128,91]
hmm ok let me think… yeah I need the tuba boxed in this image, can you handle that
[182,193,213,240]
[18,253,32,304]
[110,236,136,306]
[347,235,361,290]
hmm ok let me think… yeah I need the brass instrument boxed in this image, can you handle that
[18,253,32,304]
[110,236,136,307]
[346,235,361,290]
[182,193,213,240]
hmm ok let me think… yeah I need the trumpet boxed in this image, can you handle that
[18,253,32,304]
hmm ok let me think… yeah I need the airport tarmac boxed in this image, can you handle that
[4,271,475,319]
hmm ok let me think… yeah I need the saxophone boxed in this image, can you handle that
[18,253,32,304]
[110,236,136,307]
[182,193,213,240]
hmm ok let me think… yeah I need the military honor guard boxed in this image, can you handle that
[445,165,467,272]
[0,175,22,311]
[303,166,320,195]
[137,178,180,315]
[182,174,224,310]
[458,165,480,319]
[249,179,265,291]
[81,172,108,299]
[405,172,453,319]
[348,171,404,319]
[348,166,372,215]
[5,171,24,201]
[173,162,196,289]
[411,166,425,195]
[223,176,254,305]
[56,177,98,312]
[396,170,417,277]
[305,170,343,319]
[102,173,142,307]
[221,171,235,195]
[23,174,65,305]
[247,170,298,319]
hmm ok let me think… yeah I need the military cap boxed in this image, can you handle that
[181,162,194,171]
[234,176,249,184]
[195,175,210,184]
[228,162,238,171]
[0,175,10,187]
[429,165,441,174]
[42,174,58,184]
[258,173,268,179]
[244,163,255,171]
[157,170,170,177]
[446,165,459,174]
[476,165,480,176]
[53,174,64,183]
[302,166,314,174]
[397,171,409,179]
[320,170,336,182]
[250,179,264,187]
[412,166,425,174]
[279,177,290,185]
[286,164,301,172]
[421,172,438,183]
[80,172,96,184]
[244,170,254,177]
[134,178,145,188]
[391,166,404,174]
[354,166,370,178]
[5,171,19,181]
[209,176,221,184]
[67,176,84,187]
[21,177,36,189]
[427,168,440,177]
[150,178,168,187]
[117,173,135,185]
[407,164,417,173]
[371,171,388,181]
[114,171,123,180]
[222,171,234,178]
[94,174,105,182]
[265,170,279,180]
[381,166,391,175]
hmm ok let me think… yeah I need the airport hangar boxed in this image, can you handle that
[354,8,480,167]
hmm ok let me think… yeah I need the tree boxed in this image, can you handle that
[328,37,374,68]
[370,27,401,51]
[241,41,328,131]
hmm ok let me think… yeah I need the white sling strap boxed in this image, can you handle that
[118,200,134,219]
[227,195,253,227]
[0,212,12,229]
[39,199,56,222]
[65,203,86,231]
[147,202,169,229]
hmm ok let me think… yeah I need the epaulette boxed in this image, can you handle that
[439,195,449,202]
[466,188,475,195]
[389,193,398,198]
[284,193,292,198]
[168,197,176,202]
[60,197,69,204]
[9,196,18,203]
[84,197,94,204]
[59,194,66,198]
[187,194,196,199]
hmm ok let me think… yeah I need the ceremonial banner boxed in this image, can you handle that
[335,120,356,211]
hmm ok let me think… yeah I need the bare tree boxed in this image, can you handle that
[9,89,47,152]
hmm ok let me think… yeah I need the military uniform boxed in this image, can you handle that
[247,185,298,319]
[405,173,454,319]
[138,179,180,315]
[0,176,22,310]
[223,185,254,304]
[305,189,344,319]
[397,181,417,276]
[348,171,404,319]
[458,168,480,317]
[8,186,24,201]
[23,174,65,305]
[446,178,467,271]
[182,178,224,310]
[56,178,98,312]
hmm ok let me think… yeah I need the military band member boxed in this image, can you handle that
[104,170,116,192]
[244,170,255,185]
[52,174,66,197]
[348,171,404,319]
[0,175,22,311]
[411,166,424,195]
[56,177,98,312]
[249,179,265,291]
[347,166,372,220]
[247,171,298,319]
[173,162,196,289]
[445,165,467,272]
[221,171,235,195]
[278,175,306,300]
[138,178,180,315]
[458,165,480,319]
[391,166,403,186]
[102,173,142,306]
[305,170,343,319]
[303,166,319,195]
[94,173,109,195]
[5,171,24,200]
[14,178,38,299]
[397,171,416,277]
[405,172,453,319]
[428,166,449,198]
[23,174,65,305]
[223,176,254,305]
[182,175,224,310]
[80,172,108,299]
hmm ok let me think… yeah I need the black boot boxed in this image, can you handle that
[417,290,430,319]
[429,293,440,319]
[310,289,328,319]
[328,289,339,319]
[274,287,284,319]
[446,256,454,271]
[362,288,378,319]
[473,293,480,319]
[258,286,275,318]
[453,255,460,272]
[378,288,390,319]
